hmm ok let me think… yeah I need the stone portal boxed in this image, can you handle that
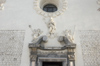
[29,36,76,66]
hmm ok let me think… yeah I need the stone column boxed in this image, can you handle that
[31,61,35,66]
[67,48,75,66]
[31,56,37,66]
[69,61,75,66]
[30,48,37,66]
[70,61,73,66]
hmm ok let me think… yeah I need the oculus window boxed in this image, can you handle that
[43,4,57,12]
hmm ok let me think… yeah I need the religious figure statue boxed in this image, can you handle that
[29,25,43,42]
[64,30,74,42]
[46,17,56,34]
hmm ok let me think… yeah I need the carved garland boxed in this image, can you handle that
[33,0,67,18]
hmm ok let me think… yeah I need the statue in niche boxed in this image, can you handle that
[64,30,74,43]
[29,25,43,42]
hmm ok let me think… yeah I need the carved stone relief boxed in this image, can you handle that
[29,25,43,42]
[63,29,75,43]
[33,0,67,18]
[44,17,57,38]
[29,34,76,66]
[37,49,67,57]
[33,0,67,38]
[0,0,6,10]
[79,30,100,66]
[0,30,25,66]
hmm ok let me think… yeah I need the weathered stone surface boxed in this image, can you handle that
[0,30,25,66]
[79,30,100,66]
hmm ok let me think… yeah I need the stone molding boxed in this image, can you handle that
[33,0,67,18]
[29,35,48,48]
[44,17,57,38]
[29,35,76,66]
[37,49,68,56]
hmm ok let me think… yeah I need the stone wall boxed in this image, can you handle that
[79,30,100,66]
[0,30,25,66]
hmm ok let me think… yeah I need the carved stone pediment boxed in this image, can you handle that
[58,36,76,49]
[29,35,48,48]
[29,35,76,66]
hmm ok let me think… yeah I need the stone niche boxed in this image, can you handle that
[29,36,76,66]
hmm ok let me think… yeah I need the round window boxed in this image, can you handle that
[43,4,57,12]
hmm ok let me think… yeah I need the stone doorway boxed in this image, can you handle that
[29,36,76,66]
[38,57,67,66]
[42,62,62,66]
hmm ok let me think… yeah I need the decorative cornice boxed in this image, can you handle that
[0,0,6,10]
[33,0,67,18]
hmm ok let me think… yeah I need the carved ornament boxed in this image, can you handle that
[0,0,6,10]
[37,49,67,56]
[29,35,76,66]
[45,17,57,38]
[58,36,76,48]
[29,36,48,48]
[63,30,74,43]
[33,0,67,18]
[29,25,43,42]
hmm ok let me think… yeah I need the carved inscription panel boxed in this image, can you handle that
[79,30,100,66]
[0,30,25,66]
[37,49,67,57]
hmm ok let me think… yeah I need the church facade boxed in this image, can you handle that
[0,0,100,66]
